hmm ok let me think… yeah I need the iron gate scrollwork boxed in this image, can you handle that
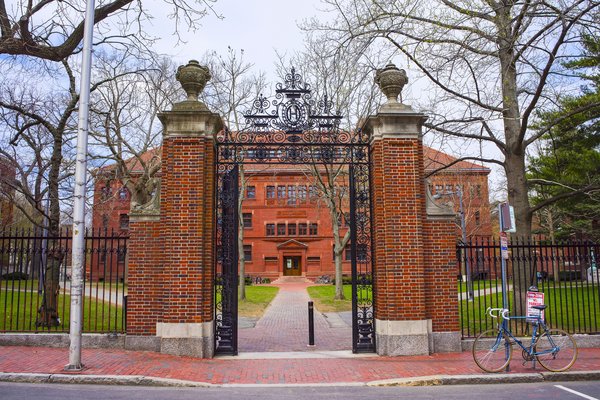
[214,67,375,355]
[215,165,239,355]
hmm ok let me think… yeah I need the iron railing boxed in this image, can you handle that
[0,228,128,333]
[458,237,599,338]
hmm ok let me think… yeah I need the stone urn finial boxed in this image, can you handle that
[176,60,211,101]
[375,63,408,104]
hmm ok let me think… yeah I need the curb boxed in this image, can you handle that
[1,371,599,388]
[367,370,600,386]
[0,373,213,387]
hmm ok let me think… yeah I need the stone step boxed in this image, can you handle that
[271,276,312,284]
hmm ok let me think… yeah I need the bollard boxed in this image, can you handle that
[308,301,315,346]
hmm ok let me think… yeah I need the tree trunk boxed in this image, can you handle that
[497,6,532,317]
[36,130,63,328]
[331,208,345,300]
[548,210,560,283]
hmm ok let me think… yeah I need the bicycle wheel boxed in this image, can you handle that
[472,329,513,373]
[535,329,578,372]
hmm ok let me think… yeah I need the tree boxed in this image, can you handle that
[0,58,81,327]
[0,0,220,61]
[307,0,600,237]
[308,0,600,314]
[202,47,266,300]
[529,34,600,241]
[88,54,180,207]
[0,51,153,327]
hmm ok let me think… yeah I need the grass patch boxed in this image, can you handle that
[215,285,279,318]
[460,285,600,336]
[458,279,495,293]
[0,288,123,333]
[306,284,372,313]
[238,285,279,317]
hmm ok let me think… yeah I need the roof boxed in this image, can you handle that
[423,146,490,174]
[96,147,161,175]
[96,145,490,177]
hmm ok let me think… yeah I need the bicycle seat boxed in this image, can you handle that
[532,305,547,311]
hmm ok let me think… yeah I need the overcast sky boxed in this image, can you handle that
[149,0,325,81]
[144,0,504,195]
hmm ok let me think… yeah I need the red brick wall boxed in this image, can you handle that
[127,218,163,335]
[423,219,459,332]
[160,136,214,323]
[371,137,426,321]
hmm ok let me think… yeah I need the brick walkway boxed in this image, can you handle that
[238,281,351,352]
[2,281,599,385]
[1,346,600,385]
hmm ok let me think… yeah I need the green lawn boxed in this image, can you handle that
[215,285,279,317]
[0,289,123,332]
[238,286,279,317]
[306,284,372,313]
[460,285,600,336]
[458,279,496,293]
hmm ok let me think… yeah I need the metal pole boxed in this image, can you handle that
[499,207,509,312]
[65,0,95,371]
[308,301,315,346]
[458,189,473,301]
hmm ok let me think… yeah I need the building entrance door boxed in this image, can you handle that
[283,256,301,276]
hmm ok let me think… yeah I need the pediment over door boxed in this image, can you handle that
[276,239,309,250]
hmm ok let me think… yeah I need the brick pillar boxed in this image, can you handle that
[155,62,222,358]
[126,60,223,357]
[126,193,162,351]
[362,63,459,355]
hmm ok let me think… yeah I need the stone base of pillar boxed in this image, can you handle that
[124,335,161,352]
[431,331,462,353]
[156,322,214,358]
[375,319,432,356]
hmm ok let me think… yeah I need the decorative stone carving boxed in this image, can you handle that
[375,63,408,104]
[176,60,211,102]
[425,181,455,219]
[130,182,161,219]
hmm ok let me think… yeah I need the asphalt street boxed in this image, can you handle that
[1,381,599,400]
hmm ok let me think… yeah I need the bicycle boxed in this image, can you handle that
[472,306,578,373]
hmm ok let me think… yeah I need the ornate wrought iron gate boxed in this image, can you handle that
[214,68,375,355]
[215,165,239,354]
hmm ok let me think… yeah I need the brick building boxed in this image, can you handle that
[90,148,160,280]
[0,157,16,228]
[92,146,491,281]
[424,147,492,240]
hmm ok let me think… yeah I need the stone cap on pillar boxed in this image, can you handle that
[361,63,427,143]
[158,60,224,139]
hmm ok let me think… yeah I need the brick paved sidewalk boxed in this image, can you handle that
[238,281,351,352]
[1,346,600,385]
[2,281,599,385]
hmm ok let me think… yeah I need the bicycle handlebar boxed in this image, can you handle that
[486,307,510,320]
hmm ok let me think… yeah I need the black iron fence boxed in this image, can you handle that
[0,228,128,333]
[458,237,600,338]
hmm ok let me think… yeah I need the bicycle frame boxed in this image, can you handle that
[492,313,559,360]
